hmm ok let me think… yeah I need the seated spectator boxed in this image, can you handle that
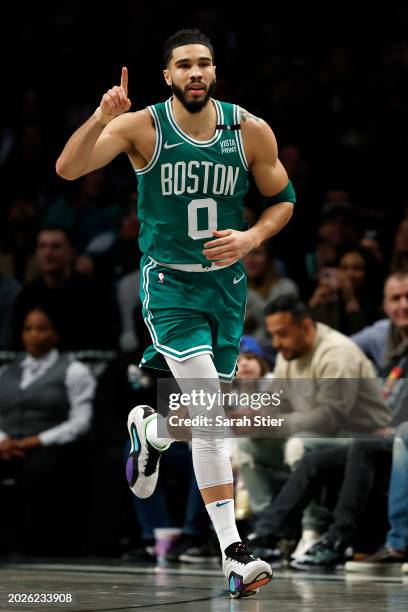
[258,295,389,558]
[0,307,95,555]
[248,432,393,569]
[345,421,408,571]
[0,196,39,284]
[264,295,389,439]
[304,200,359,293]
[13,227,119,350]
[84,206,142,283]
[249,289,408,569]
[243,243,298,344]
[352,270,408,371]
[309,245,383,335]
[44,169,123,253]
[250,405,408,570]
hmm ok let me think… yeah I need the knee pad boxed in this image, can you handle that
[163,354,232,488]
[192,436,233,489]
[181,378,225,439]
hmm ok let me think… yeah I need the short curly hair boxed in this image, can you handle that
[163,29,214,66]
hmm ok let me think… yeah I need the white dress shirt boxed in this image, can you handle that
[0,349,95,446]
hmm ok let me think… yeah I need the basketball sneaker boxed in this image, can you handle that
[223,541,273,599]
[126,405,169,499]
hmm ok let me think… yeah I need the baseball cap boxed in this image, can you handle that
[239,335,264,357]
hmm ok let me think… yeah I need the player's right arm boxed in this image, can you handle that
[56,67,149,180]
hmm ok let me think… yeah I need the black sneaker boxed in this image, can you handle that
[126,405,169,499]
[223,541,273,599]
[164,534,204,562]
[179,538,220,564]
[247,532,283,567]
[289,535,348,570]
[121,541,156,564]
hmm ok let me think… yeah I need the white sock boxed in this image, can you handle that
[205,498,241,552]
[145,415,173,450]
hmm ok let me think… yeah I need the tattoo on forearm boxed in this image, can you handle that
[240,108,261,122]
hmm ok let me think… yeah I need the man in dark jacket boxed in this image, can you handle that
[13,227,119,350]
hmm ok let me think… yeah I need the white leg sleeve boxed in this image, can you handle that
[164,354,233,490]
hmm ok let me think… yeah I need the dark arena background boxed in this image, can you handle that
[1,3,408,610]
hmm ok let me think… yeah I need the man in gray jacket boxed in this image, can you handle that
[263,296,389,447]
[247,292,407,569]
[235,295,389,560]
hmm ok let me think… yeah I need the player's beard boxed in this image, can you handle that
[171,79,216,113]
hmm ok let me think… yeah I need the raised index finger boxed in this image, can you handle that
[120,66,128,95]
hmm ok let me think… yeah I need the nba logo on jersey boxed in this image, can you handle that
[158,272,165,284]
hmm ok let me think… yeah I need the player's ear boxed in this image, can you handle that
[163,69,172,86]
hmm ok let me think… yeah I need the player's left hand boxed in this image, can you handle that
[203,229,256,266]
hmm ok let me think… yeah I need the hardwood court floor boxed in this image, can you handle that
[0,560,407,611]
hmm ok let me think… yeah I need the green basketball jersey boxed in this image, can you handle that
[135,98,250,265]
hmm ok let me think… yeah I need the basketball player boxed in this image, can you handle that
[56,29,295,598]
